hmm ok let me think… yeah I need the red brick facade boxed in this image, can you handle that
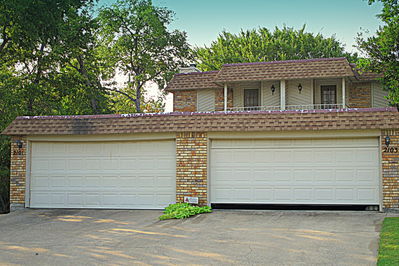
[172,88,234,112]
[176,132,208,205]
[215,88,233,111]
[10,136,27,207]
[381,130,399,209]
[348,82,372,108]
[173,90,197,112]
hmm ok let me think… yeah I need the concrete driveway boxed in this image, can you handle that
[0,209,388,265]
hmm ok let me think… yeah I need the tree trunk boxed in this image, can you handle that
[77,56,100,114]
[135,86,141,113]
[28,43,45,114]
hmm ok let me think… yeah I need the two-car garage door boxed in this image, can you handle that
[29,140,176,209]
[210,138,380,205]
[28,137,380,209]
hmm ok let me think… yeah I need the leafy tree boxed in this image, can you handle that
[195,25,357,71]
[109,88,165,113]
[0,0,103,212]
[357,0,399,106]
[98,0,192,112]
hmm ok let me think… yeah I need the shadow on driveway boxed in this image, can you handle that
[0,209,389,265]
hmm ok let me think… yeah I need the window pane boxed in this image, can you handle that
[244,89,259,107]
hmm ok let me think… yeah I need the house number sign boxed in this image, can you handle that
[383,146,399,153]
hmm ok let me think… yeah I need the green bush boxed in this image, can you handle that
[159,203,212,220]
[0,168,10,214]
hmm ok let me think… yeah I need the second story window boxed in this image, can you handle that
[244,89,260,108]
[321,85,337,108]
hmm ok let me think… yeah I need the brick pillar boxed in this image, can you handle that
[10,136,27,208]
[176,132,208,205]
[381,130,399,210]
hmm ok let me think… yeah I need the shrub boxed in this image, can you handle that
[0,169,10,214]
[159,203,212,220]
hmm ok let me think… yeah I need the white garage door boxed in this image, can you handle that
[211,138,380,205]
[30,140,176,209]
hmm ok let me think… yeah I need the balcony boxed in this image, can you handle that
[227,104,346,112]
[221,78,348,112]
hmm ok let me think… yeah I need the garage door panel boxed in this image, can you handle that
[30,140,176,209]
[50,176,66,187]
[335,169,356,183]
[211,138,380,205]
[314,170,335,182]
[357,169,378,183]
[293,169,314,182]
[294,188,313,200]
[274,188,292,200]
[31,175,50,188]
[314,188,334,200]
[358,188,378,201]
[273,170,292,182]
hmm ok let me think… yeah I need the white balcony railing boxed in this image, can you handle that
[226,104,345,112]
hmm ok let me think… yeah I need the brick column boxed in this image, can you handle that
[10,136,27,208]
[381,130,399,210]
[176,132,208,205]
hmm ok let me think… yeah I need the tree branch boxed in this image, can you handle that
[104,87,137,104]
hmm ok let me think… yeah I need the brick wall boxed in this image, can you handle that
[173,90,197,112]
[10,136,27,207]
[176,132,208,205]
[348,82,372,108]
[215,88,233,111]
[382,129,399,209]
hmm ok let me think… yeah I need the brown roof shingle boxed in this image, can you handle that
[2,108,399,136]
[214,57,355,83]
[165,71,220,91]
[350,63,384,81]
[165,58,382,91]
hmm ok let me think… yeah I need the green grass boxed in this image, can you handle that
[378,217,399,265]
[159,203,212,220]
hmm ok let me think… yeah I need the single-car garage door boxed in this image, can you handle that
[211,138,380,205]
[29,140,176,209]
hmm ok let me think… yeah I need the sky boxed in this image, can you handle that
[99,0,383,52]
[97,0,384,111]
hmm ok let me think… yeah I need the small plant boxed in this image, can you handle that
[159,203,212,220]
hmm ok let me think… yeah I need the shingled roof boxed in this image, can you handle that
[165,71,220,91]
[214,57,355,83]
[350,63,384,81]
[2,108,399,136]
[166,57,376,91]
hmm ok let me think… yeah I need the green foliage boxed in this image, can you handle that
[98,0,192,112]
[0,168,9,213]
[378,217,399,265]
[0,0,189,212]
[159,203,212,220]
[195,25,357,71]
[357,0,399,106]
